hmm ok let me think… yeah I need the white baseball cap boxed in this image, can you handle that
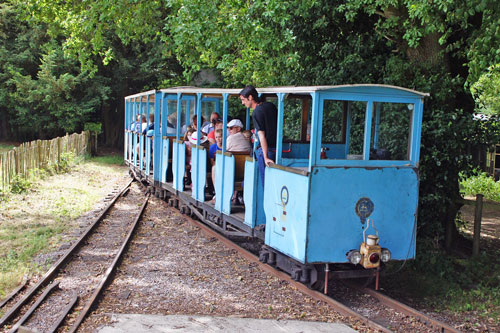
[227,119,244,128]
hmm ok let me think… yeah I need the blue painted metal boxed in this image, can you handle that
[172,92,185,191]
[161,138,169,183]
[172,141,185,191]
[146,137,151,174]
[191,146,207,201]
[132,98,138,167]
[191,93,204,200]
[124,100,128,161]
[153,91,161,181]
[214,94,230,212]
[362,102,373,160]
[243,158,256,227]
[282,143,346,160]
[139,134,144,171]
[276,93,285,165]
[214,152,223,211]
[306,167,418,263]
[264,166,310,262]
[308,92,320,171]
[220,154,235,215]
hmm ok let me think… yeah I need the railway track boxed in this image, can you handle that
[167,197,461,332]
[0,180,149,333]
[342,282,460,332]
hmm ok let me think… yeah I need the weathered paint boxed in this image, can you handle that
[305,167,418,263]
[264,166,310,263]
[191,146,207,202]
[172,141,185,191]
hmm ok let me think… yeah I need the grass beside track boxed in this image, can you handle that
[0,155,126,310]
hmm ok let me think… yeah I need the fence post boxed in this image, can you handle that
[472,194,483,256]
[57,137,62,172]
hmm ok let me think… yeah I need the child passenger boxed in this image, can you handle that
[209,129,223,203]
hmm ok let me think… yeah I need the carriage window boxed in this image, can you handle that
[319,100,365,160]
[369,103,412,161]
[283,98,305,141]
[166,99,178,135]
[321,100,345,144]
[179,99,195,135]
[202,100,220,124]
[345,101,366,158]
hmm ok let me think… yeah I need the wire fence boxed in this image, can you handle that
[0,132,91,191]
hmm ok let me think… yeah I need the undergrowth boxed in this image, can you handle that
[384,239,500,322]
[91,154,124,165]
[460,172,500,202]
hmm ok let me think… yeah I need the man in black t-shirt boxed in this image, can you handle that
[239,85,277,188]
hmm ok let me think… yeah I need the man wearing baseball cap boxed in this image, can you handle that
[226,119,251,153]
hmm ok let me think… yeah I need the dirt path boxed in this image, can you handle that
[460,196,500,251]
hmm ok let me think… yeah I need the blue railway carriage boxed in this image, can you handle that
[124,85,428,290]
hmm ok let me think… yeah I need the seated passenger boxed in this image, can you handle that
[143,113,154,135]
[135,114,148,160]
[130,114,141,131]
[135,114,146,133]
[207,119,223,145]
[226,119,250,206]
[209,129,223,165]
[166,113,177,135]
[182,115,207,134]
[202,112,221,135]
[183,127,195,186]
[226,119,251,153]
[209,129,223,203]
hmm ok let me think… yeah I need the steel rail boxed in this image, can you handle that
[68,193,150,332]
[0,277,28,309]
[345,282,461,333]
[0,179,134,328]
[172,202,391,333]
[49,293,78,333]
[8,281,60,333]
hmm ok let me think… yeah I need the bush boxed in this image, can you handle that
[58,152,76,173]
[460,172,500,202]
[10,175,32,194]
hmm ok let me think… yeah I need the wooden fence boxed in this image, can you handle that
[0,132,91,191]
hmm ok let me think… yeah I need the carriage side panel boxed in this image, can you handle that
[264,167,310,263]
[306,167,418,263]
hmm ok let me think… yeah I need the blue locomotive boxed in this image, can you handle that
[124,85,428,291]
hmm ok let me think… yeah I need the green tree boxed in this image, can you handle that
[8,45,110,140]
[0,3,47,140]
[471,64,500,116]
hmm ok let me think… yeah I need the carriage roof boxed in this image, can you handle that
[126,84,428,100]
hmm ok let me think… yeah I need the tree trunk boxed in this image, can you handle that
[0,111,10,140]
[101,100,124,149]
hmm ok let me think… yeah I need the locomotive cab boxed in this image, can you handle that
[260,85,427,289]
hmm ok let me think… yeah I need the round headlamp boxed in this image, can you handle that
[381,248,391,262]
[347,250,362,265]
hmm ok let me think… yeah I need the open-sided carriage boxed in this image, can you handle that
[124,85,428,289]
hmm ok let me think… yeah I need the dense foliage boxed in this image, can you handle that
[2,0,500,247]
